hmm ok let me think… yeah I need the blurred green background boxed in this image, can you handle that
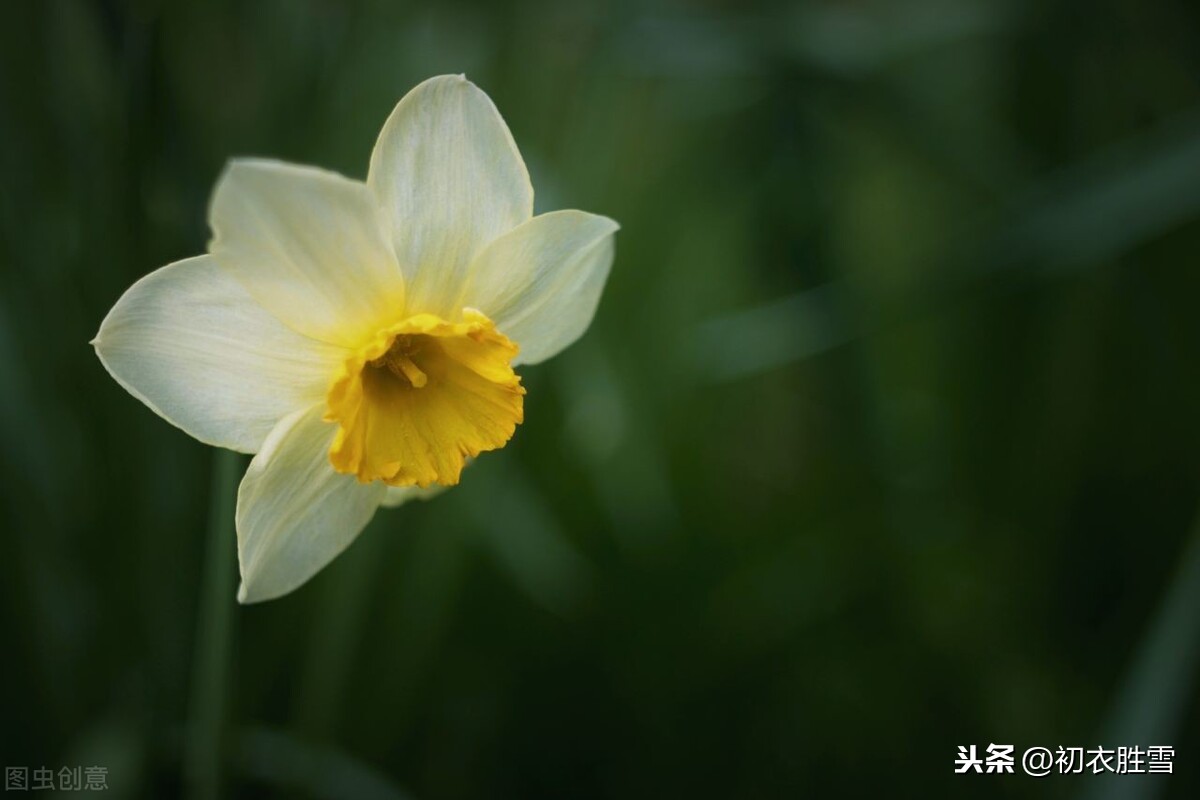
[3,0,1200,797]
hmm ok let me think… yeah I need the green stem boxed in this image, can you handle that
[293,515,388,740]
[184,449,240,800]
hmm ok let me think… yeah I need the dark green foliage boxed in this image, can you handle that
[1,1,1199,797]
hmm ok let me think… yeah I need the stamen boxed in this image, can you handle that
[390,353,428,387]
[369,336,429,388]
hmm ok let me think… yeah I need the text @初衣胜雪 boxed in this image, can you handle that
[955,744,1174,776]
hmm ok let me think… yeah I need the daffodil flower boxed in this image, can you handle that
[93,75,618,603]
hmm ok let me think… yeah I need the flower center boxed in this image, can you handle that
[325,310,524,487]
[369,335,430,388]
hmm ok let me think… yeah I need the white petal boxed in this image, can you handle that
[381,483,449,508]
[236,405,385,603]
[209,158,405,347]
[93,255,345,453]
[367,75,534,316]
[465,210,618,365]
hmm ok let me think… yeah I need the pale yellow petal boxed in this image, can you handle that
[209,158,405,347]
[236,405,386,603]
[93,255,346,453]
[464,210,618,365]
[367,75,533,316]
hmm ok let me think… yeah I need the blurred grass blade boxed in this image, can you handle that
[466,459,593,616]
[293,514,391,740]
[1084,506,1200,800]
[688,284,853,384]
[695,110,1200,386]
[184,450,240,800]
[236,726,413,800]
[556,347,679,557]
[995,111,1200,272]
[789,1,1010,76]
[59,717,147,800]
